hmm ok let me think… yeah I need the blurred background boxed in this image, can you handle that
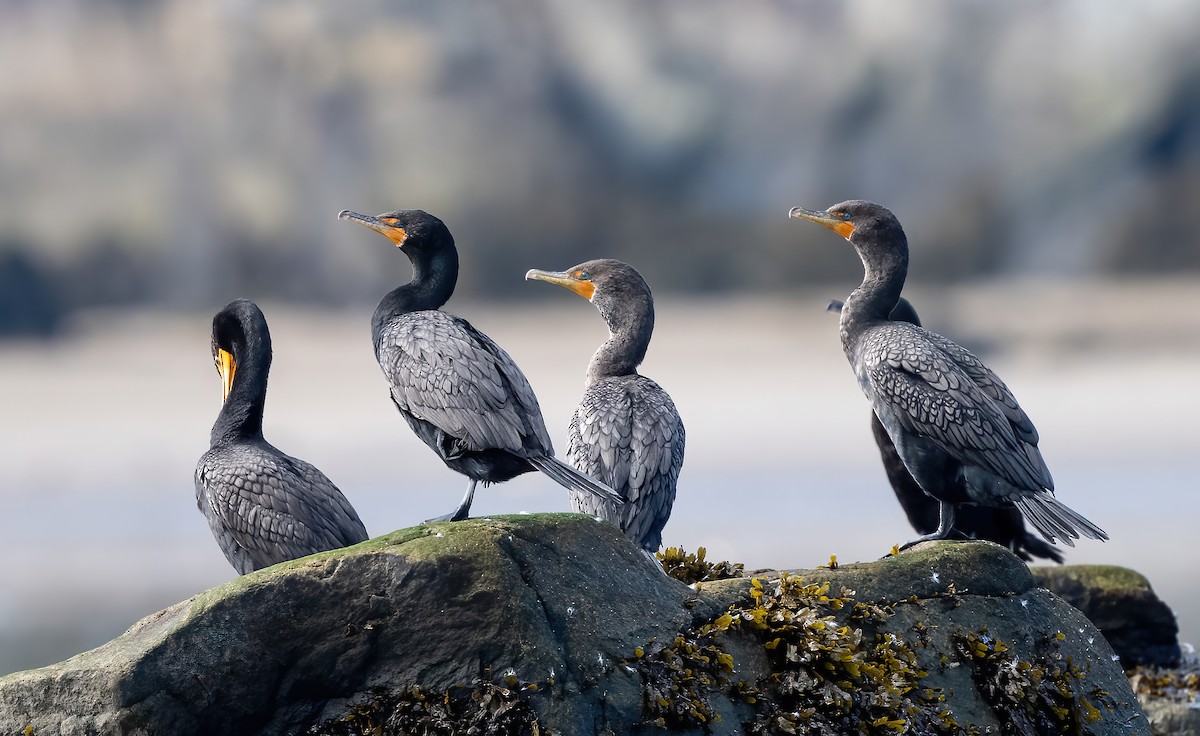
[1,0,1198,675]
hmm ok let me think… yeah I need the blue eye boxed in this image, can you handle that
[579,271,590,280]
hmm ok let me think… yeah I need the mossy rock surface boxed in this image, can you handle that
[0,516,1150,735]
[1033,564,1181,668]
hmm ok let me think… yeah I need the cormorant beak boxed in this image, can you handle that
[337,209,409,247]
[525,268,596,300]
[789,206,856,240]
[217,348,236,402]
[825,299,845,314]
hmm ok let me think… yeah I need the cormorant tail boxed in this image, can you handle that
[1014,493,1108,547]
[528,455,625,507]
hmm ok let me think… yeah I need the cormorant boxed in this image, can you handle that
[792,200,1107,548]
[826,297,1063,562]
[338,208,622,521]
[195,299,368,574]
[526,259,685,552]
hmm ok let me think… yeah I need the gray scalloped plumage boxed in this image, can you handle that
[195,299,368,574]
[795,201,1106,549]
[340,208,622,522]
[527,259,685,552]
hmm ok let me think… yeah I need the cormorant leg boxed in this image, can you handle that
[933,501,955,537]
[425,480,477,523]
[898,501,957,550]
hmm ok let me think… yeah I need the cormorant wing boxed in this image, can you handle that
[195,446,368,571]
[572,379,683,496]
[569,377,685,546]
[916,327,1041,445]
[378,311,553,456]
[862,323,1052,494]
[631,392,686,546]
[626,380,685,509]
[272,451,369,546]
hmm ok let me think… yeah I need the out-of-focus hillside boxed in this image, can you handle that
[1,0,1199,327]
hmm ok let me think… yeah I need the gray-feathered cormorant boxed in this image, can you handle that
[338,208,623,521]
[827,297,1063,562]
[195,299,369,574]
[525,259,685,552]
[793,200,1107,548]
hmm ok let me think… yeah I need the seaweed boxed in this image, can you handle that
[305,678,542,736]
[955,628,1116,735]
[658,546,745,586]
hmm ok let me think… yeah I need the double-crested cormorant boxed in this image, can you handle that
[793,200,1107,548]
[827,297,1063,562]
[195,299,369,574]
[338,208,622,521]
[525,259,685,552]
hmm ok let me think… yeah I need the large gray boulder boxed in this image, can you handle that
[0,515,1150,735]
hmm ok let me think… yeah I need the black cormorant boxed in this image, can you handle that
[526,259,685,552]
[827,297,1063,562]
[793,200,1107,548]
[338,208,622,521]
[195,299,368,574]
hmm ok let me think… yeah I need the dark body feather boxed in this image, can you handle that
[795,201,1106,549]
[195,299,368,574]
[341,208,621,521]
[528,259,685,552]
[830,297,1063,562]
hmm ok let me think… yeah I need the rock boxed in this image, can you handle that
[1142,699,1200,736]
[1128,655,1200,735]
[1033,565,1182,668]
[0,516,1150,736]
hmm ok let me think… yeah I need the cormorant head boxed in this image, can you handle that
[337,208,454,256]
[525,258,654,335]
[788,199,908,264]
[526,258,652,307]
[210,298,271,402]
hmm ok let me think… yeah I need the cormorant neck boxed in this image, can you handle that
[840,243,908,356]
[587,298,653,387]
[210,339,270,446]
[372,243,459,352]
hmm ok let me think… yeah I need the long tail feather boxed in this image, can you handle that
[529,455,625,506]
[1015,493,1108,547]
